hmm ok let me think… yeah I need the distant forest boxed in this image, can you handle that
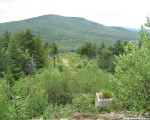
[0,15,138,51]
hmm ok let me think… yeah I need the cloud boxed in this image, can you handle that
[0,0,149,28]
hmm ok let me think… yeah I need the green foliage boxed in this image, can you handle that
[112,40,127,55]
[7,37,26,79]
[0,15,138,51]
[98,42,105,55]
[32,35,46,68]
[98,40,128,72]
[9,52,115,118]
[0,94,11,120]
[114,25,150,111]
[43,104,74,119]
[57,63,65,72]
[1,16,149,119]
[16,29,46,70]
[23,90,48,119]
[43,104,55,119]
[12,77,48,119]
[0,30,11,76]
[50,42,58,55]
[70,62,113,94]
[4,69,15,87]
[144,16,150,27]
[101,89,113,99]
[98,48,113,69]
[72,93,95,113]
[0,29,46,79]
[36,68,72,105]
[1,30,11,51]
[0,80,15,120]
[77,42,97,59]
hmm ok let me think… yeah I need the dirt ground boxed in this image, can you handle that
[69,112,150,120]
[69,113,119,120]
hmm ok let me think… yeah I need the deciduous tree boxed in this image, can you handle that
[114,20,150,111]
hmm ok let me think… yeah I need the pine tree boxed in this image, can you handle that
[98,48,113,69]
[32,35,46,68]
[98,42,105,55]
[0,30,11,76]
[16,29,35,52]
[77,42,97,59]
[0,29,46,78]
[2,30,11,51]
[16,29,46,71]
[7,37,25,79]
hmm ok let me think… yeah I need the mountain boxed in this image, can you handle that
[123,27,140,32]
[0,14,138,51]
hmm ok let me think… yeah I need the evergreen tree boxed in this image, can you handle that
[44,41,51,55]
[50,42,58,55]
[1,30,11,51]
[0,30,11,76]
[32,35,46,68]
[7,37,25,79]
[98,40,128,72]
[98,42,105,55]
[0,37,5,75]
[17,29,35,53]
[77,43,96,59]
[98,48,113,70]
[15,29,46,72]
[112,40,123,55]
[0,29,46,78]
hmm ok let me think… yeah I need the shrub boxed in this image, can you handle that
[0,94,10,120]
[43,104,74,119]
[114,27,150,111]
[57,64,64,72]
[76,64,82,69]
[101,89,113,99]
[23,90,48,119]
[72,93,95,113]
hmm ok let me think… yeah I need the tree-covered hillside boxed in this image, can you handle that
[0,15,138,51]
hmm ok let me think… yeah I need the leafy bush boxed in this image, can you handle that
[23,90,48,119]
[114,27,150,112]
[76,64,82,69]
[0,52,114,119]
[101,89,113,99]
[43,104,74,119]
[57,64,64,72]
[36,68,72,105]
[72,93,95,113]
[82,60,88,67]
[0,94,12,120]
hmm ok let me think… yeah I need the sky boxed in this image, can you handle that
[0,0,150,28]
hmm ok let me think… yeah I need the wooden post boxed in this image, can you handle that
[53,56,56,68]
[53,54,56,67]
[57,53,59,64]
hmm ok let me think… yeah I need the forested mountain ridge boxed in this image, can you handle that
[0,14,138,51]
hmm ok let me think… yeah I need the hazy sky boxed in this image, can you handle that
[0,0,150,28]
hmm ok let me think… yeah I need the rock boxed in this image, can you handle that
[60,119,69,120]
[144,112,150,117]
[95,93,113,107]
